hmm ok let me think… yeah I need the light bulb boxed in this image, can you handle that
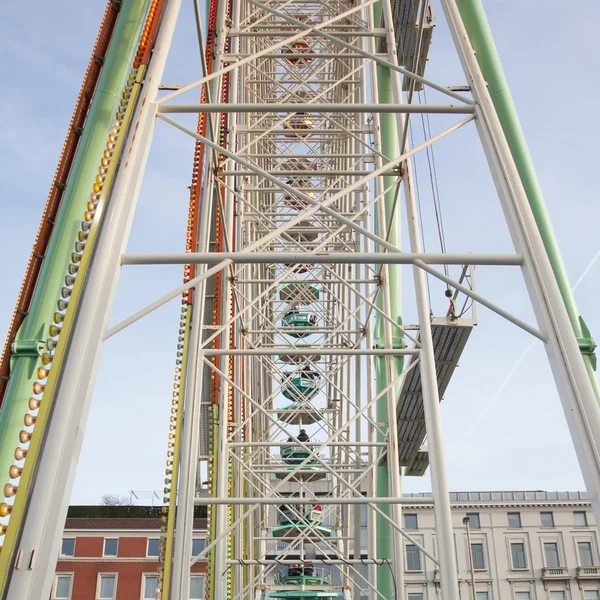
[57,299,69,311]
[9,466,22,479]
[29,397,41,411]
[36,367,49,380]
[19,431,31,444]
[24,414,36,427]
[3,484,17,497]
[52,312,64,324]
[67,263,79,275]
[32,382,45,395]
[41,353,53,366]
[0,503,12,517]
[14,448,27,461]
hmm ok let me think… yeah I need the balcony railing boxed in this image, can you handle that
[542,567,570,579]
[577,566,600,579]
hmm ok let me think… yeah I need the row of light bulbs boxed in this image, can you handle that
[0,70,139,542]
[155,303,188,597]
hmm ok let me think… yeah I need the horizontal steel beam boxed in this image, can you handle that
[194,496,433,505]
[158,102,475,114]
[205,348,418,356]
[228,442,387,447]
[121,251,522,266]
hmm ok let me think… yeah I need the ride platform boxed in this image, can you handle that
[397,317,474,476]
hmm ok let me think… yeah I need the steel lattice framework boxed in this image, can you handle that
[1,1,600,600]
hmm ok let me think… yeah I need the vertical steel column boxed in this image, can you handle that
[440,0,600,525]
[170,189,214,598]
[2,1,184,598]
[402,162,460,600]
[453,0,600,405]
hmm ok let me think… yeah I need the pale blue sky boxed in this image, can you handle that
[0,0,599,504]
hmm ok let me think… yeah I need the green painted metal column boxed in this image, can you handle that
[0,0,150,491]
[454,0,599,399]
[373,10,405,597]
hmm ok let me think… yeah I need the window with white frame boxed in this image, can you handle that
[514,593,530,600]
[471,543,485,570]
[544,542,560,567]
[579,542,595,567]
[52,574,72,600]
[549,592,565,600]
[467,513,481,529]
[584,592,600,600]
[404,514,418,530]
[103,538,118,557]
[147,538,160,557]
[575,511,588,527]
[407,594,423,600]
[541,512,555,528]
[508,513,522,528]
[142,574,158,599]
[190,576,205,599]
[60,538,75,557]
[97,574,116,599]
[192,538,206,556]
[406,544,421,571]
[511,542,527,569]
[476,592,489,600]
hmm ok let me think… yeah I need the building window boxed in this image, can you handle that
[584,592,600,600]
[471,543,485,570]
[143,575,158,599]
[52,574,72,600]
[60,538,75,557]
[575,511,589,527]
[97,574,116,599]
[508,513,522,528]
[147,539,160,557]
[544,542,560,567]
[406,544,421,571]
[404,514,418,530]
[511,542,527,569]
[579,542,595,567]
[103,538,118,557]
[541,512,555,528]
[515,593,530,600]
[408,595,423,600]
[190,576,205,599]
[476,593,488,600]
[192,538,206,556]
[466,513,481,529]
[550,593,565,600]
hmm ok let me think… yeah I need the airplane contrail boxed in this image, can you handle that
[466,248,600,435]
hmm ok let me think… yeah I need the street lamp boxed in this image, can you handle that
[463,516,477,600]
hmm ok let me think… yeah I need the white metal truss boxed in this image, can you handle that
[5,1,600,600]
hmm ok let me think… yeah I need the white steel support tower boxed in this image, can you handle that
[1,1,600,600]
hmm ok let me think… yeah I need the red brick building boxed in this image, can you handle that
[51,506,207,600]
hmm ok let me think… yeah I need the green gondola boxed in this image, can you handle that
[282,375,318,401]
[278,402,323,425]
[280,444,317,465]
[282,311,318,338]
[271,522,333,539]
[269,593,337,599]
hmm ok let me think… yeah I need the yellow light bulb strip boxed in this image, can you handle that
[158,305,191,600]
[0,65,146,587]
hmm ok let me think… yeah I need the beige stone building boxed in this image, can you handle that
[402,491,600,600]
